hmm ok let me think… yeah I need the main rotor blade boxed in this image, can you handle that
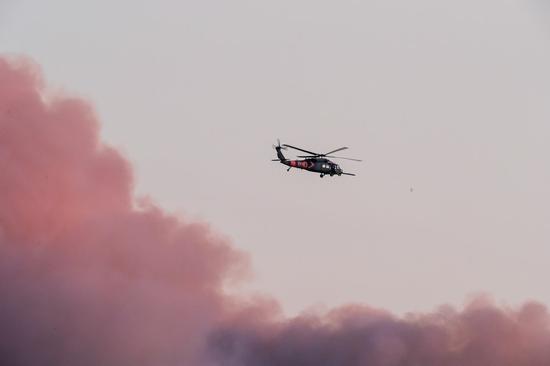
[282,144,319,156]
[341,172,356,176]
[325,155,362,162]
[324,147,348,155]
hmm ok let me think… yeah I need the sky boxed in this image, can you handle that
[1,0,550,317]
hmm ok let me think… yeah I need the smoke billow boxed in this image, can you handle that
[0,57,246,365]
[207,299,550,366]
[2,56,550,365]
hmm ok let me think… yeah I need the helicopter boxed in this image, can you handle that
[272,139,361,178]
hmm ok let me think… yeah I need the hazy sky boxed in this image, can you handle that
[2,0,550,316]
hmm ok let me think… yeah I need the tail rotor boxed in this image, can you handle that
[272,138,287,151]
[272,138,288,161]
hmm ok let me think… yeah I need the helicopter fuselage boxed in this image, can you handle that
[282,158,343,177]
[273,142,357,177]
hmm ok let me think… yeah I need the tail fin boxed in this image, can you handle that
[276,146,287,161]
[273,139,287,161]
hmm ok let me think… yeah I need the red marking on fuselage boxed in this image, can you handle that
[290,160,314,170]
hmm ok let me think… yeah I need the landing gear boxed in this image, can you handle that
[287,167,291,171]
[320,174,324,178]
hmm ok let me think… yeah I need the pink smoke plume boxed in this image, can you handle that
[0,57,246,365]
[1,56,550,366]
[207,299,550,366]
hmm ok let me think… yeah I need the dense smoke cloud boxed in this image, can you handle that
[2,56,550,365]
[208,299,550,366]
[0,57,246,365]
